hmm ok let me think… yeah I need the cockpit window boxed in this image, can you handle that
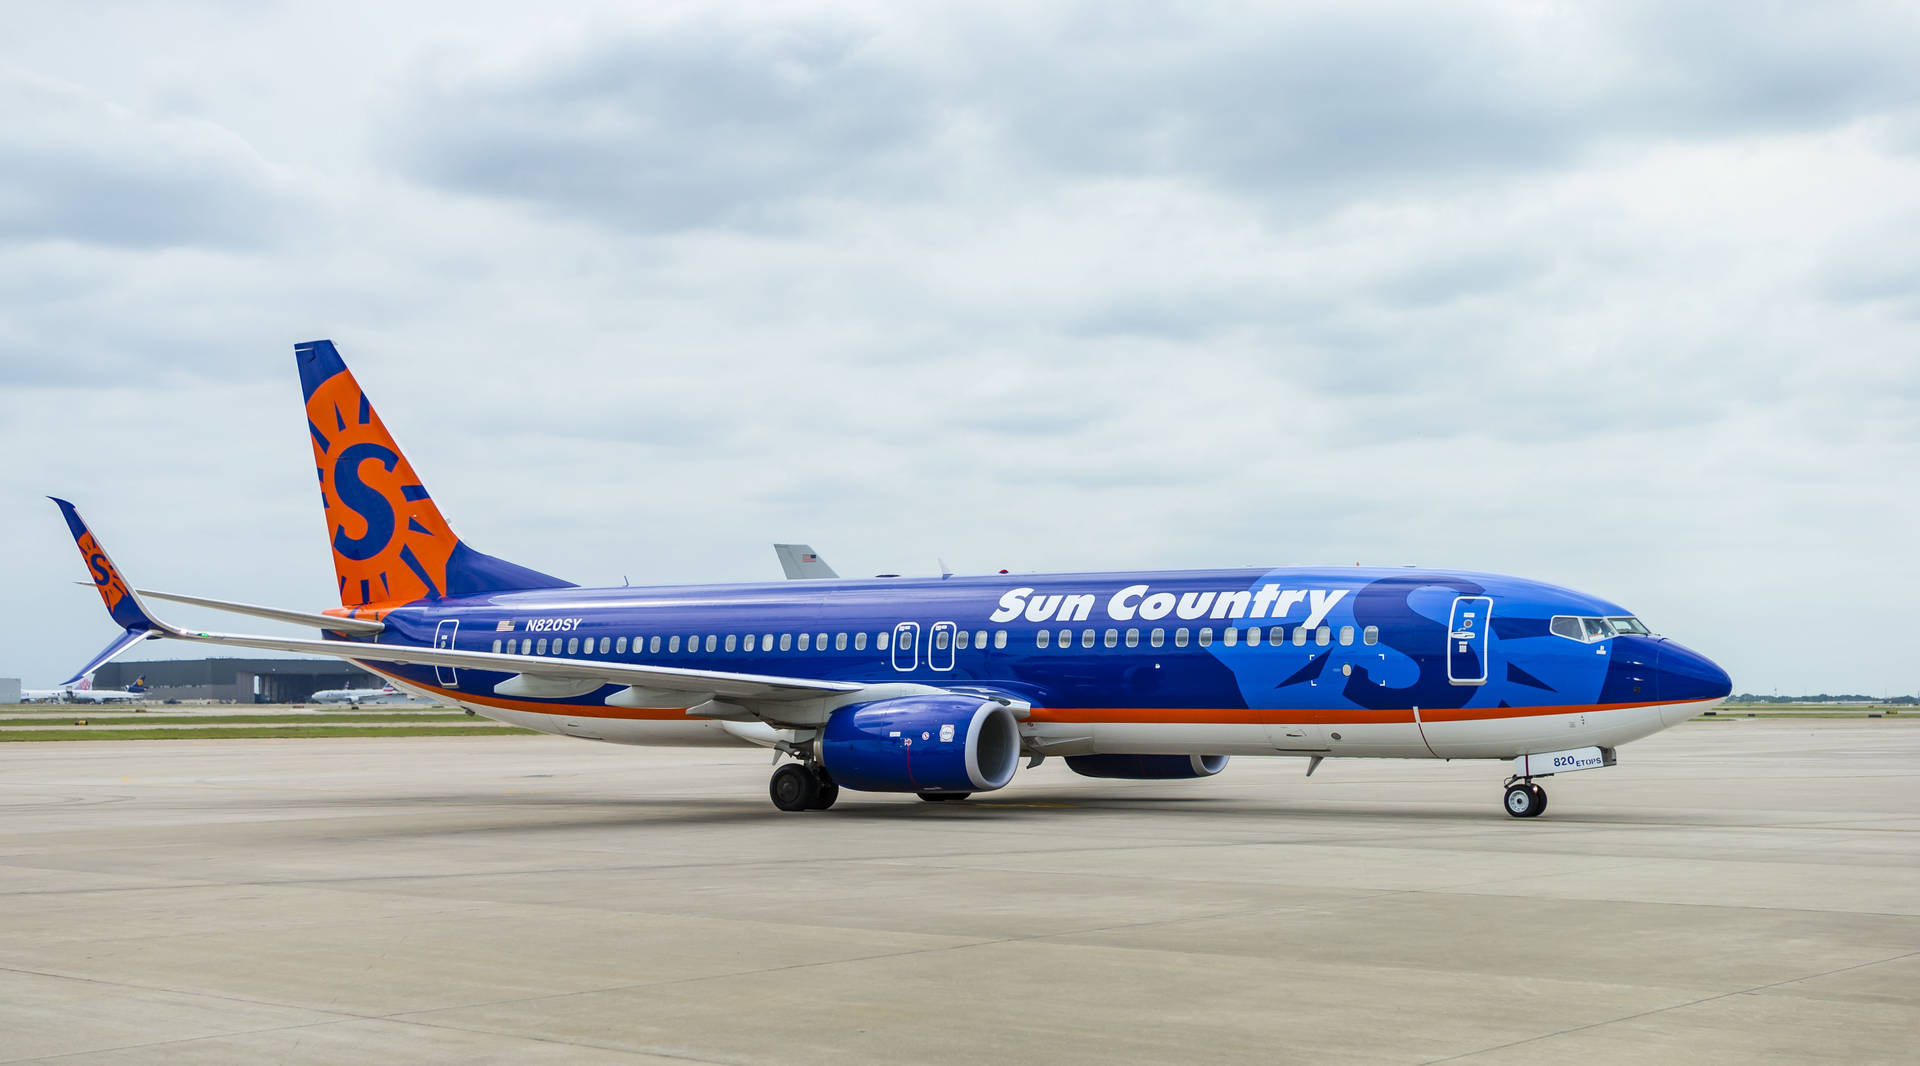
[1607,616,1650,636]
[1551,615,1620,644]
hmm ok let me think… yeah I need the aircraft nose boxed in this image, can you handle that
[1656,640,1732,705]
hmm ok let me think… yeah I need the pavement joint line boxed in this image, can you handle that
[0,1019,355,1066]
[1414,948,1920,1065]
[0,960,731,1064]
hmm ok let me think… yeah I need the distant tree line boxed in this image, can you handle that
[1730,693,1918,705]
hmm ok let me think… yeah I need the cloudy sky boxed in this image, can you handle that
[3,1,1916,695]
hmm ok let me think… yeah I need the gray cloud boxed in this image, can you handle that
[389,21,938,232]
[0,71,294,250]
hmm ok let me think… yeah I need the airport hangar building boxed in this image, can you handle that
[94,659,381,703]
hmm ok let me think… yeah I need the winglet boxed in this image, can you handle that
[59,629,153,687]
[49,497,185,636]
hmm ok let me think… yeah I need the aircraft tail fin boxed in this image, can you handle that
[296,340,573,607]
[774,543,839,580]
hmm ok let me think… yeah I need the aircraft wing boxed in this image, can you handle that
[53,499,869,727]
[774,543,838,579]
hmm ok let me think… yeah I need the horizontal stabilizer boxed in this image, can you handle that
[127,587,385,635]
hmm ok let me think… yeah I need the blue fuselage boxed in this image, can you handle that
[345,566,1729,757]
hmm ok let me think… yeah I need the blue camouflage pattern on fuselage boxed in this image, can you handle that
[331,566,1705,719]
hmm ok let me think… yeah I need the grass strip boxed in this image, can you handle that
[0,726,537,742]
[0,713,477,727]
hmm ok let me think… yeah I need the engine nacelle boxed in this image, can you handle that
[1064,754,1229,780]
[821,694,1021,794]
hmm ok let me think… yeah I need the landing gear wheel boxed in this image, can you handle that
[808,781,840,811]
[917,791,971,802]
[1504,782,1547,818]
[770,764,819,812]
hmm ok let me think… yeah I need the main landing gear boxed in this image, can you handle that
[1503,778,1548,819]
[770,763,840,812]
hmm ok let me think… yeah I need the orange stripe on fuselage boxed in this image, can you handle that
[354,664,1710,727]
[356,665,691,720]
[1023,699,1691,726]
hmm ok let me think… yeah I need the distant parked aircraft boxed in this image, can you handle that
[310,682,406,706]
[774,544,838,579]
[24,675,148,703]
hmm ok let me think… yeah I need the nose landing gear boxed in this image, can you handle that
[1503,778,1548,818]
[770,762,839,812]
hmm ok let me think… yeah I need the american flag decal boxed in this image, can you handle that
[495,620,515,631]
[801,553,819,563]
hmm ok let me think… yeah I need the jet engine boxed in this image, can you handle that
[1064,754,1229,779]
[820,694,1021,795]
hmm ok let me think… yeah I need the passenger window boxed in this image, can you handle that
[1316,626,1331,647]
[1339,626,1354,647]
[616,636,627,654]
[1222,627,1238,647]
[1037,629,1051,648]
[1058,628,1071,648]
[744,634,756,652]
[1081,629,1095,649]
[974,630,987,649]
[994,631,1007,649]
[876,632,889,651]
[935,629,950,650]
[836,632,848,651]
[537,637,549,654]
[1270,626,1285,645]
[600,637,611,654]
[503,638,515,654]
[686,634,698,652]
[567,637,579,655]
[815,633,826,649]
[955,630,969,650]
[491,639,502,653]
[649,635,661,654]
[725,634,738,652]
[1363,625,1379,646]
[854,632,867,651]
[1150,628,1165,648]
[1174,628,1189,647]
[1246,626,1261,646]
[1125,628,1140,648]
[1104,628,1118,648]
[798,633,810,651]
[1197,628,1213,647]
[1293,627,1307,647]
[780,633,793,651]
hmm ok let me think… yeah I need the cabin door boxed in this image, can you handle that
[1447,597,1492,686]
[433,619,459,686]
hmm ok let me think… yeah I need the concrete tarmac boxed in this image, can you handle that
[1,720,1915,1064]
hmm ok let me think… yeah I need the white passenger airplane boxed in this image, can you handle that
[310,682,409,706]
[23,675,149,704]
